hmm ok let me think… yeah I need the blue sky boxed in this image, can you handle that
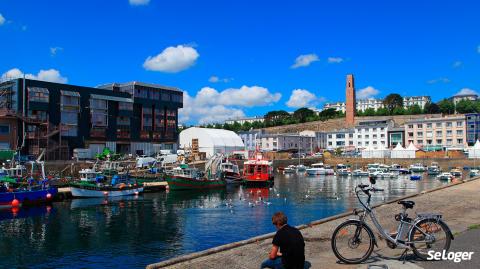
[1,0,479,124]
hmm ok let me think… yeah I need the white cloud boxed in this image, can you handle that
[291,54,319,69]
[356,86,380,99]
[427,77,450,84]
[143,45,199,73]
[327,57,344,64]
[208,75,232,83]
[286,89,319,108]
[179,85,281,124]
[455,88,478,96]
[0,14,5,26]
[129,0,150,6]
[452,61,463,68]
[1,68,68,83]
[50,47,63,56]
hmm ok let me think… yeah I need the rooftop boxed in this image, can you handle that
[96,81,182,92]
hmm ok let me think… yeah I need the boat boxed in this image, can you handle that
[243,153,274,185]
[469,169,480,177]
[306,163,335,176]
[296,164,307,172]
[71,173,143,197]
[409,163,426,173]
[410,175,422,180]
[166,164,226,190]
[352,169,369,177]
[437,172,453,181]
[389,164,410,174]
[372,171,398,179]
[283,165,297,174]
[337,168,351,177]
[450,168,462,177]
[0,186,57,209]
[218,161,242,184]
[427,162,441,175]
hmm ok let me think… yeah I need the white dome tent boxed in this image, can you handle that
[179,127,245,158]
[468,140,480,159]
[403,142,418,159]
[370,144,391,158]
[391,143,408,158]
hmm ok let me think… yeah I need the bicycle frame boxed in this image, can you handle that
[353,187,436,249]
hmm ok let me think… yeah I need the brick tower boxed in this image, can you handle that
[345,74,356,126]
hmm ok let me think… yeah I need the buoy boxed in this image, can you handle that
[46,193,52,199]
[11,199,20,208]
[134,191,139,195]
[103,191,109,196]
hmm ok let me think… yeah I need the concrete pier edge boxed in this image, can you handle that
[146,177,479,269]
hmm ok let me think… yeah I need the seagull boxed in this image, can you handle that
[276,193,280,197]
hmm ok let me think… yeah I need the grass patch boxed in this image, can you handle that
[467,224,480,230]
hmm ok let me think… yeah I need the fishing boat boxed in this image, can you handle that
[70,174,143,197]
[437,172,453,181]
[410,175,422,180]
[0,186,57,209]
[469,169,480,177]
[306,163,335,176]
[283,165,297,174]
[352,169,369,177]
[450,168,462,177]
[218,161,242,184]
[166,164,226,190]
[427,162,441,175]
[409,163,426,173]
[337,168,351,177]
[243,153,274,185]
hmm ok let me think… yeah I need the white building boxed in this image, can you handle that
[356,98,384,112]
[257,133,314,153]
[323,96,431,112]
[179,127,245,158]
[326,120,393,150]
[448,94,478,105]
[326,129,355,150]
[403,96,431,109]
[225,116,264,125]
[300,130,327,150]
[323,102,346,113]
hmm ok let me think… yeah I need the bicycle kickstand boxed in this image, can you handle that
[399,248,409,264]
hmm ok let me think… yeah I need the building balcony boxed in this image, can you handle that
[90,128,107,138]
[117,131,130,139]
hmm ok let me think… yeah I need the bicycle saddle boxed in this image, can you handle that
[398,200,415,209]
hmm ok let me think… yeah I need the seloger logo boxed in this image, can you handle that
[427,250,474,263]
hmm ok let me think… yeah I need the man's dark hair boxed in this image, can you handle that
[272,211,288,226]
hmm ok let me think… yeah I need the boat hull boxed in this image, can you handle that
[223,172,242,184]
[0,187,57,209]
[70,186,143,197]
[166,176,226,191]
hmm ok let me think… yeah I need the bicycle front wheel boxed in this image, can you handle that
[331,220,375,264]
[409,218,452,260]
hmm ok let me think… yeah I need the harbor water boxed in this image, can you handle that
[0,173,451,268]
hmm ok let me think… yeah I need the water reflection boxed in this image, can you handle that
[0,173,450,268]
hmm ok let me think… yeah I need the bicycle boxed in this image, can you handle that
[331,177,454,264]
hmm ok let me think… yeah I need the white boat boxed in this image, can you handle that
[352,169,369,177]
[409,163,426,173]
[450,168,462,177]
[375,171,398,178]
[306,163,335,176]
[337,168,351,177]
[79,168,102,182]
[469,169,480,177]
[283,165,297,174]
[296,164,307,172]
[218,161,242,184]
[70,186,143,197]
[427,162,441,175]
[437,172,453,181]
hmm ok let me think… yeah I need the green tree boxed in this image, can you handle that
[264,110,291,126]
[318,108,338,120]
[363,108,376,116]
[392,107,405,115]
[424,102,441,114]
[455,99,476,114]
[437,99,455,114]
[293,107,316,123]
[334,147,343,156]
[383,94,404,113]
[375,107,389,116]
[406,104,423,115]
[242,121,252,131]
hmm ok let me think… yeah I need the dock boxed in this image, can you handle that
[146,177,480,269]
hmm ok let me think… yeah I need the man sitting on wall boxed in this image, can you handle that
[261,211,306,269]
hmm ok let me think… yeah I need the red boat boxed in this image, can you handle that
[242,153,274,185]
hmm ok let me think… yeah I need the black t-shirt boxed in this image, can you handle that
[272,225,305,269]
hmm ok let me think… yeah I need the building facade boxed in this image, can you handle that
[238,130,264,151]
[448,94,478,105]
[325,129,355,150]
[404,116,466,150]
[323,96,431,113]
[387,127,405,148]
[0,79,183,159]
[225,116,264,125]
[465,113,480,145]
[354,120,392,149]
[403,96,431,109]
[257,133,314,153]
[323,102,346,113]
[356,98,384,112]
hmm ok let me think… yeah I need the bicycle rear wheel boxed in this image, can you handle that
[331,220,375,264]
[409,218,451,260]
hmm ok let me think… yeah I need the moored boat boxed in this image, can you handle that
[450,168,462,178]
[242,153,274,185]
[410,175,422,180]
[296,164,307,172]
[352,169,369,177]
[166,165,226,190]
[218,161,242,184]
[427,162,441,175]
[337,168,351,177]
[437,172,453,181]
[409,163,426,173]
[71,174,143,197]
[283,165,297,174]
[0,186,57,209]
[306,163,334,176]
[469,169,480,177]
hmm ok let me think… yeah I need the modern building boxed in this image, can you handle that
[325,129,355,150]
[465,113,480,145]
[448,94,478,105]
[256,133,314,153]
[224,116,264,125]
[387,127,405,148]
[0,78,183,159]
[179,127,244,158]
[354,120,392,149]
[299,130,327,151]
[404,116,467,150]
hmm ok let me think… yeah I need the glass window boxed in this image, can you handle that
[417,140,423,144]
[457,139,463,144]
[119,102,133,111]
[417,124,423,128]
[426,123,432,128]
[408,125,413,128]
[28,87,49,102]
[417,132,423,137]
[161,92,171,101]
[436,122,442,127]
[436,131,442,136]
[456,130,463,135]
[456,121,463,127]
[446,122,452,127]
[436,139,442,144]
[446,139,452,145]
[446,130,452,136]
[0,125,9,135]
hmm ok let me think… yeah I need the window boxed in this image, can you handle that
[426,131,433,138]
[408,132,414,137]
[417,124,423,128]
[456,121,463,127]
[373,134,377,138]
[60,91,80,107]
[117,116,130,126]
[456,130,463,136]
[373,141,377,145]
[408,125,414,128]
[436,139,442,144]
[427,139,432,145]
[349,141,353,145]
[358,142,362,146]
[119,102,133,111]
[417,131,423,137]
[357,135,362,139]
[426,123,432,128]
[446,139,452,145]
[328,134,332,139]
[28,87,49,102]
[161,92,171,101]
[155,108,165,131]
[349,133,353,138]
[336,134,345,139]
[457,139,463,144]
[0,125,9,135]
[436,131,442,136]
[328,142,332,146]
[373,128,377,131]
[365,135,369,138]
[28,110,48,122]
[446,122,452,128]
[90,98,108,127]
[381,127,384,131]
[436,122,442,127]
[446,130,452,136]
[417,140,423,144]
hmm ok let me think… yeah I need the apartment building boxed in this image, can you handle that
[257,133,314,153]
[404,116,466,150]
[323,96,431,113]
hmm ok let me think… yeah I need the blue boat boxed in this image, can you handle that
[0,186,57,209]
[410,175,422,181]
